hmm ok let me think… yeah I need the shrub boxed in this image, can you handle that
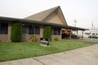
[54,37,59,41]
[43,26,51,41]
[11,22,22,42]
[30,35,37,41]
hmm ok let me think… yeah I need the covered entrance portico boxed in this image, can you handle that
[62,26,88,39]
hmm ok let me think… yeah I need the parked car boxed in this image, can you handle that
[88,35,98,39]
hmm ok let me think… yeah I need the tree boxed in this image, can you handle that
[43,26,51,41]
[11,22,22,42]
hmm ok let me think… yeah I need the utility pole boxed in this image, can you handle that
[74,20,77,27]
[92,22,94,29]
[74,20,78,38]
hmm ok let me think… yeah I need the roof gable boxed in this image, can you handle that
[25,6,58,21]
[25,6,67,26]
[43,7,67,26]
[43,12,63,25]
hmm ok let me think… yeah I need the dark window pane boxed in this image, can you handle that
[34,26,40,34]
[52,28,60,35]
[92,33,95,35]
[96,33,98,35]
[28,24,40,34]
[22,24,28,33]
[28,25,34,34]
[0,23,8,34]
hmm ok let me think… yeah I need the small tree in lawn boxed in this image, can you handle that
[11,22,22,42]
[43,26,51,41]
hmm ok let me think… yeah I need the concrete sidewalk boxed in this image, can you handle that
[0,44,98,65]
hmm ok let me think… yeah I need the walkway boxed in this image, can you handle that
[0,44,98,65]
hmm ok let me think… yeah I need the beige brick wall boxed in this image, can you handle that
[0,23,62,42]
[51,29,62,41]
[8,23,11,42]
[40,26,43,38]
[26,34,40,42]
[22,34,28,42]
[0,34,8,42]
[51,35,61,41]
[0,23,11,42]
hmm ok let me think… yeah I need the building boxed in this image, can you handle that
[0,6,86,42]
[84,28,98,39]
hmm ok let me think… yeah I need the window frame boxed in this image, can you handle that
[52,27,61,35]
[28,24,40,34]
[0,23,8,34]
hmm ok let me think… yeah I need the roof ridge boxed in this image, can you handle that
[24,6,59,19]
[42,7,59,21]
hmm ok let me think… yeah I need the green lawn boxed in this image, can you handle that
[0,39,96,62]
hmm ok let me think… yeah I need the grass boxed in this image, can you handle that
[0,39,96,62]
[83,39,98,43]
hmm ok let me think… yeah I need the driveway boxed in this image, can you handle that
[0,44,98,65]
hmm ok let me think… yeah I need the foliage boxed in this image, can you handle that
[54,37,59,41]
[43,26,51,40]
[11,22,22,42]
[30,35,37,41]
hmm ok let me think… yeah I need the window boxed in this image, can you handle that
[85,33,91,35]
[22,24,28,33]
[92,33,95,35]
[96,33,98,35]
[28,25,40,34]
[52,28,61,35]
[0,23,8,34]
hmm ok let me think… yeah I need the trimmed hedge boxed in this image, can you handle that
[43,26,51,40]
[11,23,22,42]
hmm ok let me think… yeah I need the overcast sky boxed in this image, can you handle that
[0,0,98,29]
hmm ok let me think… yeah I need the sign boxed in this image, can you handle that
[40,38,49,46]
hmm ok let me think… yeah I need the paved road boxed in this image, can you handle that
[0,44,98,65]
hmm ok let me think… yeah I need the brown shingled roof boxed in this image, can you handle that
[25,6,67,26]
[0,6,88,31]
[25,6,58,21]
